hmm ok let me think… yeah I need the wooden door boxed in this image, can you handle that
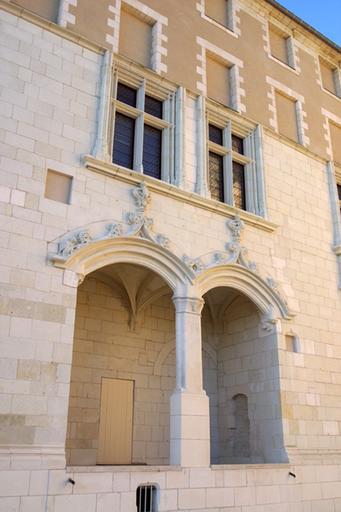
[97,378,134,464]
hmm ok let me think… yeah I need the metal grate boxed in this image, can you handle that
[136,484,157,512]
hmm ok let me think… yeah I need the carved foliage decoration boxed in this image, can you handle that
[52,182,170,262]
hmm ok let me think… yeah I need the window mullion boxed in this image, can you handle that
[223,121,233,205]
[134,81,146,172]
[161,95,171,183]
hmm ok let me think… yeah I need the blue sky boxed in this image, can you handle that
[277,0,341,46]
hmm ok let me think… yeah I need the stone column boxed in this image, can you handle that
[170,294,210,467]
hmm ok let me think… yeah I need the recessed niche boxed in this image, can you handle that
[45,169,72,204]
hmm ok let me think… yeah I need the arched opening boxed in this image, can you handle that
[202,286,287,465]
[65,262,176,466]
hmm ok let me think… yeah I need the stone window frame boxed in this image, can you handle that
[266,76,309,147]
[196,0,241,37]
[110,64,176,183]
[264,20,300,74]
[317,56,341,100]
[196,37,245,114]
[106,0,168,75]
[196,97,267,218]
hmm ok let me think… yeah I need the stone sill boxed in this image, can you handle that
[67,465,181,473]
[67,463,290,473]
[84,155,277,234]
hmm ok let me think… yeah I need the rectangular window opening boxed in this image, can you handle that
[143,124,162,179]
[209,151,224,202]
[275,91,299,143]
[117,82,137,107]
[269,24,290,65]
[320,58,338,96]
[205,0,229,27]
[232,134,244,154]
[113,112,135,169]
[144,95,163,119]
[209,124,224,145]
[233,161,246,210]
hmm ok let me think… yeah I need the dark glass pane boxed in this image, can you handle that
[145,95,163,118]
[143,124,162,179]
[337,184,341,201]
[232,134,244,154]
[112,113,135,169]
[116,83,137,107]
[209,152,224,202]
[209,124,223,145]
[233,161,246,210]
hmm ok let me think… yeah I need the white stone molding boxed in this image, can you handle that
[245,124,268,218]
[174,86,186,188]
[195,95,209,197]
[321,108,341,160]
[266,76,309,146]
[107,0,168,74]
[92,51,114,163]
[57,0,77,27]
[196,0,240,37]
[326,161,341,288]
[196,36,245,113]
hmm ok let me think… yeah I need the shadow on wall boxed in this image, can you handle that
[202,286,288,465]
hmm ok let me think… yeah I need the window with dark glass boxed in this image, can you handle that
[209,152,224,202]
[208,124,225,202]
[233,161,246,210]
[113,82,167,179]
[207,123,247,210]
[337,184,341,215]
[143,125,162,179]
[116,83,137,107]
[112,113,135,169]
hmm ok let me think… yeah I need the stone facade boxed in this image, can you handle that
[1,0,341,511]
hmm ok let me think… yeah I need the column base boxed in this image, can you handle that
[170,390,210,467]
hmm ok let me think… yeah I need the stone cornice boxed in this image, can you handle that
[83,155,277,233]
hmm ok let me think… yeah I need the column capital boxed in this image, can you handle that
[172,296,204,315]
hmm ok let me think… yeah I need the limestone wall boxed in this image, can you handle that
[0,2,341,491]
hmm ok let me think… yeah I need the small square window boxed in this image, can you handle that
[232,134,244,154]
[209,124,223,145]
[116,83,137,107]
[144,95,163,119]
[45,170,72,204]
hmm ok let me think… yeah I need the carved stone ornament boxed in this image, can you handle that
[50,188,284,312]
[51,182,171,262]
[58,230,92,258]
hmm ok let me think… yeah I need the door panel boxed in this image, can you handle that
[97,378,134,464]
